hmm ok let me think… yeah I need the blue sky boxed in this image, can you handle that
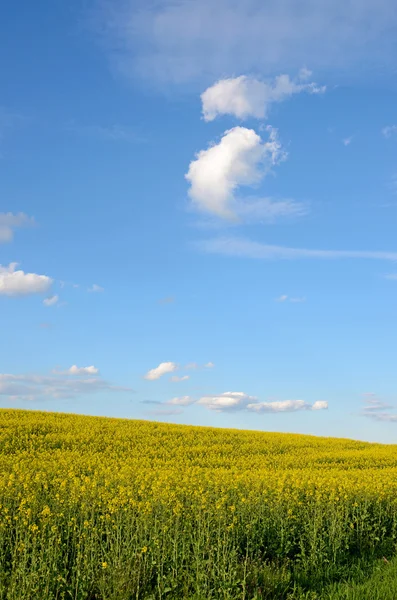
[1,0,397,442]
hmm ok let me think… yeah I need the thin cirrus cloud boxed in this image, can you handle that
[197,236,397,262]
[382,125,397,138]
[88,284,104,293]
[167,391,328,413]
[43,295,59,307]
[0,369,131,402]
[97,0,397,85]
[0,263,52,297]
[201,71,325,121]
[144,361,178,380]
[184,362,214,370]
[276,295,306,303]
[0,212,35,243]
[185,126,301,221]
[171,375,190,382]
[360,393,397,422]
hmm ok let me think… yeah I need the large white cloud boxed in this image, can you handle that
[0,212,34,243]
[144,361,177,380]
[0,263,52,296]
[201,72,325,121]
[185,126,287,219]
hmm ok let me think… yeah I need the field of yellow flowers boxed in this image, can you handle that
[1,409,397,599]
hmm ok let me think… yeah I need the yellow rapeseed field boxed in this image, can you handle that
[1,409,397,599]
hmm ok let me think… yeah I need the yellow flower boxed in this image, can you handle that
[102,562,108,569]
[141,546,148,553]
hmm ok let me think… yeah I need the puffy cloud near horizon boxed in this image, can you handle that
[185,126,290,220]
[0,263,52,297]
[167,391,329,413]
[144,362,177,380]
[201,71,325,121]
[167,396,196,406]
[0,212,35,243]
[247,399,328,412]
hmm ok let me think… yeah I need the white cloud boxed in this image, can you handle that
[0,370,131,402]
[88,284,104,293]
[0,263,52,297]
[312,400,328,410]
[43,295,59,307]
[67,365,99,375]
[99,0,397,85]
[247,399,328,412]
[197,391,257,411]
[276,294,306,303]
[171,375,190,382]
[198,236,397,262]
[235,197,308,223]
[144,361,177,380]
[185,126,287,219]
[184,362,214,370]
[382,125,397,138]
[201,72,325,122]
[167,395,195,405]
[343,136,353,146]
[0,212,35,243]
[195,392,327,413]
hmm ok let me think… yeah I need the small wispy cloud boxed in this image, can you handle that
[276,294,306,303]
[361,393,397,422]
[170,375,190,382]
[88,284,104,293]
[382,125,397,138]
[0,212,35,243]
[384,273,397,280]
[184,362,214,370]
[343,136,353,146]
[65,122,144,143]
[43,295,59,307]
[144,362,177,380]
[197,236,397,262]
